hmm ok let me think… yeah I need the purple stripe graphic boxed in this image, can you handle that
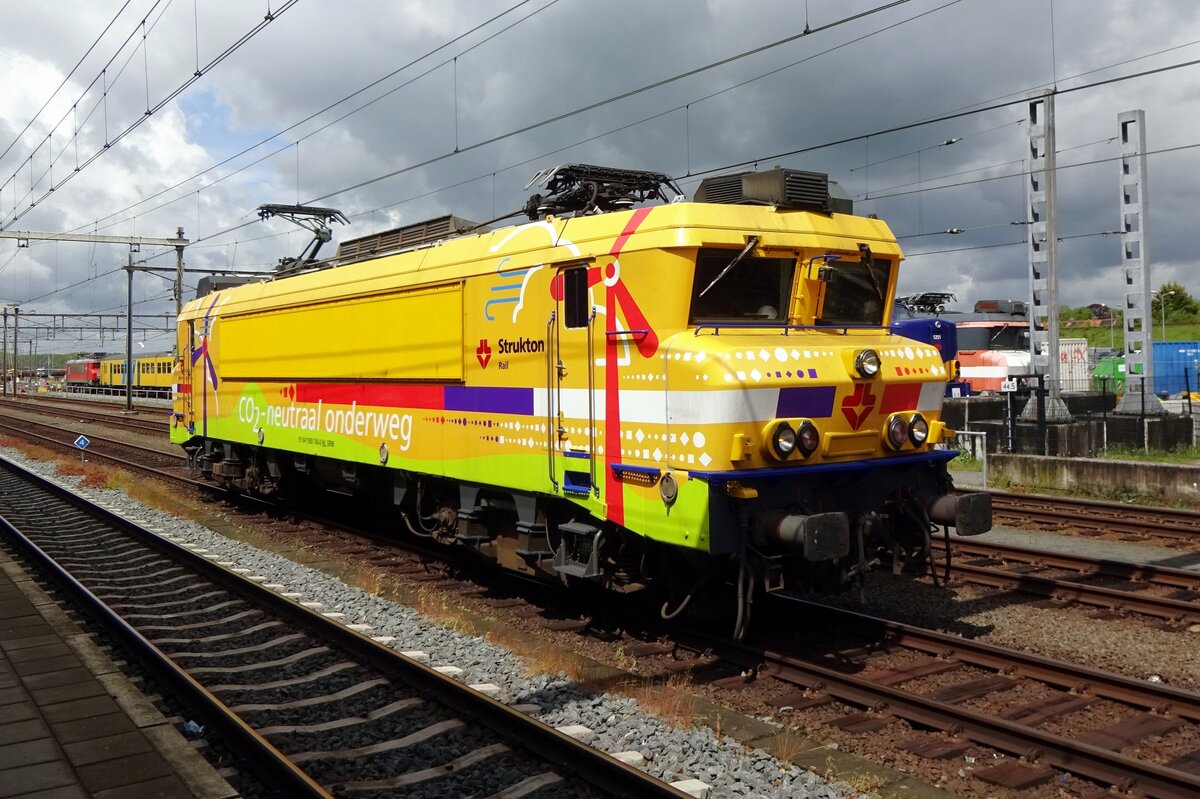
[444,386,534,415]
[775,386,836,418]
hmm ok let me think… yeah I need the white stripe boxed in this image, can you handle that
[917,381,945,413]
[533,387,784,425]
[667,387,782,425]
[960,365,1013,379]
[536,383,948,425]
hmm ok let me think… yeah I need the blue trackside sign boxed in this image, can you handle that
[74,435,90,450]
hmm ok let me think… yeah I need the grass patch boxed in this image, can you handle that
[618,674,700,728]
[1100,443,1200,464]
[407,585,477,637]
[770,728,815,763]
[948,452,983,471]
[821,757,886,798]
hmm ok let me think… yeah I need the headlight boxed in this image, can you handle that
[772,423,796,459]
[885,415,908,450]
[855,349,881,378]
[796,421,820,457]
[909,414,929,446]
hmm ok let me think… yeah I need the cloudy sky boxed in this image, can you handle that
[1,0,1199,354]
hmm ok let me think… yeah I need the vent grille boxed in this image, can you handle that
[783,170,829,208]
[693,168,844,213]
[335,215,484,261]
[693,173,750,204]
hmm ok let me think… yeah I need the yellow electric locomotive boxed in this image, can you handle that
[172,165,990,634]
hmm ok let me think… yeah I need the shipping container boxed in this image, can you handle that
[1058,338,1090,392]
[1092,356,1129,393]
[1152,341,1200,396]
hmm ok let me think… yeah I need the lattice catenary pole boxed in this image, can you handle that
[1023,94,1070,420]
[1113,109,1164,414]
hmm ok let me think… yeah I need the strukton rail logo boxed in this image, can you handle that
[498,337,546,355]
[476,339,492,369]
[841,382,876,430]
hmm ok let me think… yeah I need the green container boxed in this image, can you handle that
[1091,356,1142,394]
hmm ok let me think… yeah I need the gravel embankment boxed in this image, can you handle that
[0,446,853,799]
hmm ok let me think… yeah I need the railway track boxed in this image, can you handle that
[935,537,1200,627]
[643,595,1200,797]
[0,454,689,799]
[0,395,170,436]
[0,414,187,473]
[987,488,1200,543]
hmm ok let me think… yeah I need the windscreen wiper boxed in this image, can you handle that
[857,243,885,305]
[698,236,760,298]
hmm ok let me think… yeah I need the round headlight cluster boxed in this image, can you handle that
[909,414,929,446]
[766,420,821,460]
[771,423,797,458]
[883,413,931,450]
[796,420,820,457]
[855,349,881,378]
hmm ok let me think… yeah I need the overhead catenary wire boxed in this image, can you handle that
[0,0,303,231]
[1,0,172,206]
[0,0,133,168]
[39,0,931,258]
[190,26,1200,255]
[55,0,919,245]
[305,0,934,204]
[184,51,1200,260]
[48,0,557,239]
[16,7,1200,245]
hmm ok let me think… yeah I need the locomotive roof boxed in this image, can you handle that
[181,201,901,320]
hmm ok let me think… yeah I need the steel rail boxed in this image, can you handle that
[0,418,186,467]
[670,596,1200,798]
[2,393,167,414]
[985,489,1200,541]
[942,537,1200,590]
[0,494,333,797]
[762,597,1200,720]
[0,396,169,433]
[0,454,691,799]
[942,559,1200,624]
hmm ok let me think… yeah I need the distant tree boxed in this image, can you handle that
[1152,282,1200,324]
[1086,303,1113,320]
[1058,305,1096,321]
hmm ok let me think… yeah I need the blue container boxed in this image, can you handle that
[1152,341,1200,396]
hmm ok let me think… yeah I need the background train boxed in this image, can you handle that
[896,298,1032,393]
[171,164,991,636]
[65,353,175,394]
[954,299,1032,392]
[892,294,969,397]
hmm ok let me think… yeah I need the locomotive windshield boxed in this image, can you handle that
[817,257,891,326]
[689,248,796,323]
[957,324,1029,350]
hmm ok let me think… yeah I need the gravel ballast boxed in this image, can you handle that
[0,447,855,799]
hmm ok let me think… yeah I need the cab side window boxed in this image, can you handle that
[562,266,590,329]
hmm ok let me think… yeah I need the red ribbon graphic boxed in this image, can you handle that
[548,207,657,524]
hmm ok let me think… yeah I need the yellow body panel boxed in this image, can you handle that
[219,283,464,381]
[173,200,950,554]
